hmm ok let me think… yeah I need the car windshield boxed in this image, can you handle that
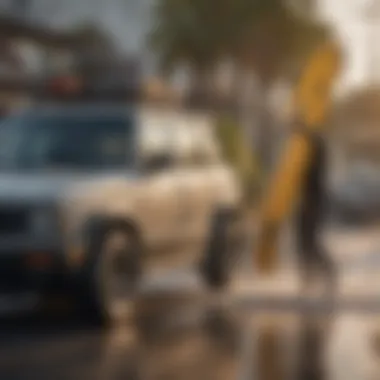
[0,111,133,171]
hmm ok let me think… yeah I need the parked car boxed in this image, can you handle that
[0,102,244,324]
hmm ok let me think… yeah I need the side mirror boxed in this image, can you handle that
[141,153,174,174]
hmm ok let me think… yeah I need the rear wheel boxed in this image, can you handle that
[80,228,142,325]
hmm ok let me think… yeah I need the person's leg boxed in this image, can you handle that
[298,253,313,287]
[304,205,337,294]
[312,241,337,298]
[296,226,318,294]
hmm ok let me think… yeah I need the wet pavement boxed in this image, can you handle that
[0,292,242,380]
[1,290,380,380]
[1,225,380,379]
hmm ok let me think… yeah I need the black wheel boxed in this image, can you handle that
[200,209,245,289]
[79,227,142,325]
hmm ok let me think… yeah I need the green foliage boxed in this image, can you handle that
[149,0,331,204]
[149,0,331,84]
[149,0,222,72]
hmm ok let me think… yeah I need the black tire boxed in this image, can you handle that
[79,226,142,326]
[200,209,245,289]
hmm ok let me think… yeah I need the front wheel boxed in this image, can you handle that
[79,228,142,325]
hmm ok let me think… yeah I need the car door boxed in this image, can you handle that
[182,127,239,243]
[174,164,204,241]
[174,130,217,244]
[135,116,180,251]
[138,159,179,248]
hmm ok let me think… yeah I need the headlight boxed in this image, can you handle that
[30,208,55,235]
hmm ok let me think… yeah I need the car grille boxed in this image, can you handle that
[0,207,29,235]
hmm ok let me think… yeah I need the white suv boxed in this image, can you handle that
[0,104,244,323]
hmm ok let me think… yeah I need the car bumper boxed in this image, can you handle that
[0,249,70,293]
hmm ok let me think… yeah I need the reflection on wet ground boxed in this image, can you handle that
[0,292,380,379]
[0,292,242,380]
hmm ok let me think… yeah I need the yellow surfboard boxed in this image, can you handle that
[255,40,342,273]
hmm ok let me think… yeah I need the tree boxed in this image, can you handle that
[149,0,227,97]
[150,0,329,85]
[149,0,331,175]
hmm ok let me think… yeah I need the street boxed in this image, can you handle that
[1,294,380,379]
[1,225,380,379]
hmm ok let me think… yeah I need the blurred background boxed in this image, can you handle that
[2,0,380,379]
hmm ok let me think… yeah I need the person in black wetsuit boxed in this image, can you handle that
[295,133,336,293]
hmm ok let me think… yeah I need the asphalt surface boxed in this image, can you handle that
[1,225,380,379]
[1,294,380,380]
[0,291,243,380]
